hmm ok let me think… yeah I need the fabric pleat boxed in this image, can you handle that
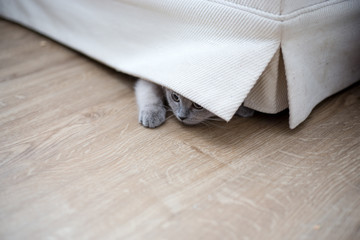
[1,0,359,128]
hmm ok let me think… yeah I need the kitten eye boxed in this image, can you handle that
[171,92,180,102]
[192,102,203,110]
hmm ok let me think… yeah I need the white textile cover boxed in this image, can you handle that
[1,0,359,128]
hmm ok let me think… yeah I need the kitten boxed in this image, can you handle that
[135,79,254,128]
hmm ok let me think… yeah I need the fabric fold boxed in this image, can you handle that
[0,0,281,122]
[244,48,288,114]
[1,0,359,128]
[282,0,360,128]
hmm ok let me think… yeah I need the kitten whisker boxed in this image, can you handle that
[207,117,224,122]
[136,79,240,128]
[203,120,226,129]
[166,114,175,121]
[200,121,211,127]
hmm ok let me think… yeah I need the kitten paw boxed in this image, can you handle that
[236,105,254,118]
[139,105,166,128]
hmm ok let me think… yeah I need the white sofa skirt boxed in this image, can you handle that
[1,0,359,128]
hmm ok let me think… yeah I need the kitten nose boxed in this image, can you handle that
[179,116,187,121]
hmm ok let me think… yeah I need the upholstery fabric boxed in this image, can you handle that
[1,0,359,128]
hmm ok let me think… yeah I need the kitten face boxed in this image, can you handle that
[165,89,215,125]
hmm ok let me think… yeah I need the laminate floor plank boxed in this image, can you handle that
[0,20,359,240]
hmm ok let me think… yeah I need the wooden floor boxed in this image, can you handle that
[1,19,359,240]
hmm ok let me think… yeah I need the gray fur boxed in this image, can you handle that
[135,79,254,128]
[164,89,215,125]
